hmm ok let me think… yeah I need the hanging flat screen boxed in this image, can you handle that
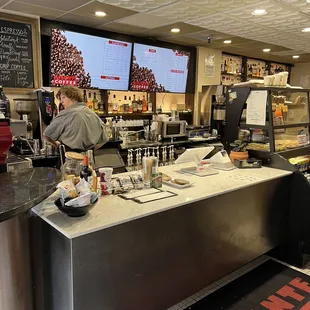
[130,43,190,93]
[50,29,132,90]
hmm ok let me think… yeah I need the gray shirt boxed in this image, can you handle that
[44,102,108,151]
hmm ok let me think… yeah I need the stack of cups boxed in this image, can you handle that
[142,156,158,188]
[99,167,113,195]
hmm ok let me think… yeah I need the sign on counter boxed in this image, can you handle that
[246,90,268,126]
[0,19,34,88]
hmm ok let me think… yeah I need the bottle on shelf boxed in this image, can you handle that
[124,95,129,113]
[142,95,147,112]
[93,93,99,113]
[119,99,123,113]
[98,100,105,115]
[138,96,142,113]
[80,155,92,182]
[147,93,153,113]
[132,95,138,113]
[128,96,133,113]
[0,86,10,118]
[112,94,118,112]
[87,92,94,110]
[226,59,230,73]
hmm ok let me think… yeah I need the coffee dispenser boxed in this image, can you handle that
[35,90,57,145]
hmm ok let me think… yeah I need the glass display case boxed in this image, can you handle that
[225,87,310,153]
[224,85,310,267]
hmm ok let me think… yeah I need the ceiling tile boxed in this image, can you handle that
[71,1,136,23]
[2,1,65,19]
[55,13,105,27]
[140,22,205,37]
[96,0,174,12]
[97,22,147,35]
[13,0,92,11]
[161,35,203,46]
[0,0,11,8]
[149,1,216,22]
[116,13,172,29]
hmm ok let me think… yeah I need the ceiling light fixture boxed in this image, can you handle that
[171,28,180,33]
[306,0,310,3]
[252,9,268,16]
[293,55,300,58]
[302,27,310,32]
[263,48,271,52]
[95,11,106,17]
[223,40,232,44]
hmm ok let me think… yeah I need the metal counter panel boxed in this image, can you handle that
[69,177,290,310]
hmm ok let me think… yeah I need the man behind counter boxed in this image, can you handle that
[44,86,108,153]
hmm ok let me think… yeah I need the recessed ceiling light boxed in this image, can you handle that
[223,40,232,44]
[293,55,300,59]
[95,11,106,17]
[252,9,268,16]
[263,48,271,52]
[171,28,180,33]
[302,27,310,32]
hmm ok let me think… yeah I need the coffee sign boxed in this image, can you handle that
[0,19,34,88]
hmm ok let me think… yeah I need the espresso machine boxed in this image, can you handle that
[211,93,226,139]
[11,98,38,155]
[10,90,57,156]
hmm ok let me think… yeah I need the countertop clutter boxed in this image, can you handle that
[32,163,292,239]
[0,167,62,222]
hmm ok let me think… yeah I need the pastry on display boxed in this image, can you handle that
[162,173,172,182]
[171,179,190,185]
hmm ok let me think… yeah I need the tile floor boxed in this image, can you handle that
[167,255,310,310]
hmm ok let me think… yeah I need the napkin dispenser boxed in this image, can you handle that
[208,150,235,171]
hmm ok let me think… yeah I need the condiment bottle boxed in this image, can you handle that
[80,155,92,182]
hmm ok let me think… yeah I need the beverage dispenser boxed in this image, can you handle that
[35,90,57,145]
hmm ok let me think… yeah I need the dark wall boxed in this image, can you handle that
[40,18,197,93]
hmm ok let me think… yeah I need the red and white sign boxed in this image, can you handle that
[131,81,149,91]
[149,49,156,53]
[100,76,120,80]
[52,75,77,86]
[108,40,128,47]
[171,69,184,74]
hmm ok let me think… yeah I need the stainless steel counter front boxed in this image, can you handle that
[31,165,292,310]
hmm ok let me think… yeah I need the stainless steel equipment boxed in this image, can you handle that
[161,120,187,139]
[14,98,36,116]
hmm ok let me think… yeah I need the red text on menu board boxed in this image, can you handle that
[100,76,120,80]
[131,81,149,91]
[108,40,128,47]
[171,69,184,74]
[53,75,77,86]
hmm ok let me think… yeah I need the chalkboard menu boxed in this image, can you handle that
[0,19,34,88]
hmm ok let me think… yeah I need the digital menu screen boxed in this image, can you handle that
[50,29,132,90]
[130,43,190,93]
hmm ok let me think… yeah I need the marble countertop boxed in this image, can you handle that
[0,167,62,222]
[32,164,292,239]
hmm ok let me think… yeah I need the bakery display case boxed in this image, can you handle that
[224,86,310,267]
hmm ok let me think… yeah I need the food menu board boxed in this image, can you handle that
[50,29,132,90]
[130,43,190,93]
[0,20,34,88]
